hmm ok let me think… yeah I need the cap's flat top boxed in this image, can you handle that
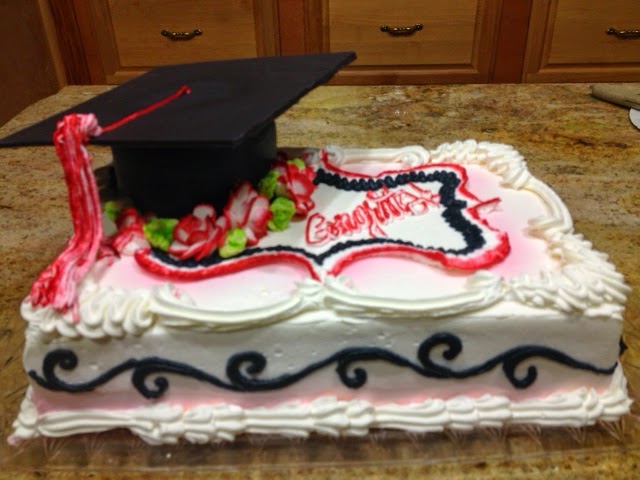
[0,52,355,148]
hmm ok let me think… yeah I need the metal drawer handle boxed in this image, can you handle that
[161,28,203,40]
[606,27,640,39]
[380,24,423,36]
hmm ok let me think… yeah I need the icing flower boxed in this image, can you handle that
[273,159,316,215]
[105,156,315,263]
[116,207,144,231]
[223,182,272,246]
[110,207,149,255]
[168,204,228,261]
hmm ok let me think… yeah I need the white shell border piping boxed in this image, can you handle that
[10,365,631,445]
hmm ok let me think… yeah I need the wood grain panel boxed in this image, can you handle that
[524,0,640,82]
[278,0,306,55]
[329,0,479,66]
[253,0,280,57]
[278,0,326,55]
[548,0,640,64]
[323,0,501,84]
[37,0,66,87]
[69,0,278,84]
[75,0,118,84]
[109,0,258,67]
[0,1,63,125]
[490,0,532,82]
[48,0,92,84]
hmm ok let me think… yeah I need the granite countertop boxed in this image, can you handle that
[0,84,639,479]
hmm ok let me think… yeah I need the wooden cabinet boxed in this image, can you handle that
[47,0,640,85]
[318,0,502,84]
[0,0,64,125]
[61,0,279,84]
[110,1,262,67]
[524,0,640,82]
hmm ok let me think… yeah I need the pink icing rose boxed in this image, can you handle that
[274,161,316,215]
[110,207,149,255]
[168,204,228,261]
[223,182,272,246]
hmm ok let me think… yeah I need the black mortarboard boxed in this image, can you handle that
[0,52,356,217]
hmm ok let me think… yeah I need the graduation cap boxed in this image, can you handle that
[0,52,356,217]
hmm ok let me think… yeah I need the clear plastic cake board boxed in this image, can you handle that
[1,299,638,473]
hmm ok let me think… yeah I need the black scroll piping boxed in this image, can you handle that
[29,333,617,400]
[147,168,487,269]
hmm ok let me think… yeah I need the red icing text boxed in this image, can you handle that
[306,183,440,245]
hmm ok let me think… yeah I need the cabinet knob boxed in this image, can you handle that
[161,29,203,40]
[380,24,423,36]
[606,27,640,39]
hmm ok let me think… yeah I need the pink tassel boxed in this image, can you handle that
[28,86,191,322]
[28,114,103,322]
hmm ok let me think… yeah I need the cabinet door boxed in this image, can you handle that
[524,0,640,82]
[314,0,502,84]
[79,0,279,84]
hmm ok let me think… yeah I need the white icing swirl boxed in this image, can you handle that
[324,271,505,318]
[22,282,155,341]
[10,366,631,445]
[430,141,532,189]
[323,145,430,168]
[507,237,629,317]
[149,283,307,332]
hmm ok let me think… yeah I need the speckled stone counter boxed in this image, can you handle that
[0,84,639,479]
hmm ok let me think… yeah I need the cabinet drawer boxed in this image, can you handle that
[549,0,640,64]
[110,0,257,67]
[524,0,640,82]
[320,0,501,84]
[329,0,480,66]
[82,0,278,83]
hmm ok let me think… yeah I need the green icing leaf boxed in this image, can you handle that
[268,197,295,231]
[219,228,247,258]
[287,157,306,169]
[258,169,279,199]
[104,200,120,222]
[143,218,178,251]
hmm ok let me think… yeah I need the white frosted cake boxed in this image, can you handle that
[10,141,631,445]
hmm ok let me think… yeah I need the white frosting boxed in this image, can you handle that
[507,233,628,316]
[324,270,506,318]
[10,366,631,445]
[150,282,307,332]
[22,283,155,341]
[21,141,629,339]
[13,142,631,444]
[324,141,629,316]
